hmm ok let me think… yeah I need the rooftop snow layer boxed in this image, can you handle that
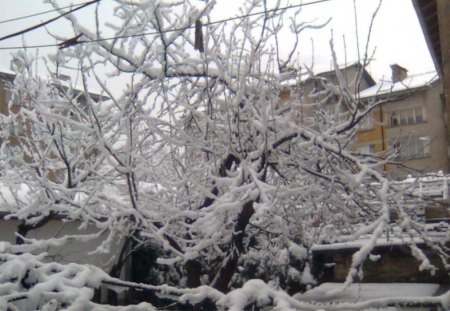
[359,71,439,99]
[0,67,108,100]
[300,282,441,303]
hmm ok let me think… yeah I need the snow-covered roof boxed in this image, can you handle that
[0,67,108,100]
[0,67,15,77]
[300,282,441,304]
[311,223,448,252]
[280,62,376,87]
[313,62,360,76]
[359,71,439,99]
[311,237,426,252]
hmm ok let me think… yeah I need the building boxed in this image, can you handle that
[283,62,446,179]
[0,66,108,177]
[0,67,108,117]
[413,0,450,161]
[0,70,14,116]
[0,68,120,303]
[312,237,448,284]
[309,173,449,310]
[358,66,445,179]
[280,63,376,125]
[282,63,450,307]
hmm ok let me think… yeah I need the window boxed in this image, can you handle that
[0,143,11,158]
[358,144,376,155]
[312,80,319,94]
[4,89,12,105]
[8,118,25,136]
[390,136,430,159]
[323,104,348,124]
[359,114,374,130]
[414,107,423,123]
[390,107,424,127]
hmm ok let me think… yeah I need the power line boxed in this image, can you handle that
[0,0,100,42]
[0,43,58,50]
[0,0,331,51]
[208,0,331,26]
[0,1,99,25]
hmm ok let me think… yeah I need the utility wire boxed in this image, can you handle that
[0,1,99,25]
[0,0,100,42]
[0,0,331,50]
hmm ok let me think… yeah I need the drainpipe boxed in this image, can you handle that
[379,105,386,151]
[379,105,386,172]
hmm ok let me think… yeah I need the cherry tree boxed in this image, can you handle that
[0,0,448,310]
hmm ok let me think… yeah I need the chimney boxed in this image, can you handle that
[390,64,408,82]
[279,87,291,102]
[10,57,21,71]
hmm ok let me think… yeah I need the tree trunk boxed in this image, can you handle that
[186,259,202,288]
[185,153,241,289]
[211,200,255,292]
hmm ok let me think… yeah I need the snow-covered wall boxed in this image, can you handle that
[0,218,124,273]
[312,242,448,284]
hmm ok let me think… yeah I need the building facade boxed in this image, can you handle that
[358,67,446,179]
[413,0,450,162]
[284,63,446,179]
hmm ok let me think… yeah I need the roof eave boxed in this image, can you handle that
[412,0,442,77]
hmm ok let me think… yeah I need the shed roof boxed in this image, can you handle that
[300,282,443,308]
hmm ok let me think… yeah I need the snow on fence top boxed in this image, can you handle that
[369,171,450,201]
[394,172,450,200]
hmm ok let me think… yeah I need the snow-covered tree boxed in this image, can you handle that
[0,0,448,310]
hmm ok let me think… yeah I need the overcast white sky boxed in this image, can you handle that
[0,0,436,85]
